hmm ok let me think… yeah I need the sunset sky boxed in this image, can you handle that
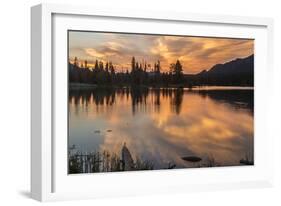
[69,31,254,74]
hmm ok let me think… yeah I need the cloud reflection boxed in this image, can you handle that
[69,88,254,168]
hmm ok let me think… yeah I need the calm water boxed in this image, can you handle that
[68,87,254,169]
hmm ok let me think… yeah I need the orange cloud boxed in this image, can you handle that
[69,31,254,74]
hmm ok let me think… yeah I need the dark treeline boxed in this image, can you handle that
[69,56,185,87]
[69,54,254,87]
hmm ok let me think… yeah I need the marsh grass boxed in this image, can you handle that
[68,150,156,174]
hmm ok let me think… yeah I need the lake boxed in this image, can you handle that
[68,86,254,172]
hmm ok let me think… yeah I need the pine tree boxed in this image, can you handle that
[144,62,147,72]
[74,57,78,67]
[84,60,88,68]
[156,60,161,73]
[131,56,136,72]
[172,60,183,84]
[105,62,109,72]
[94,60,99,71]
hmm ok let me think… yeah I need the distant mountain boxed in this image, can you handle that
[186,55,254,86]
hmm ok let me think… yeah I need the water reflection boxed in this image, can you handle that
[69,87,254,171]
[69,87,190,115]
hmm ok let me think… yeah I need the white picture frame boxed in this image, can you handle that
[31,3,274,202]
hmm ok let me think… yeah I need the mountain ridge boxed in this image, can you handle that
[187,54,254,86]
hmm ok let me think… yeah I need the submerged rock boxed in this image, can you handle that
[181,156,202,162]
[240,159,254,165]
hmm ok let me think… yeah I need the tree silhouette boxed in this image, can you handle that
[170,60,183,84]
[69,53,254,87]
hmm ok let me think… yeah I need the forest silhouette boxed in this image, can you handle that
[69,55,254,87]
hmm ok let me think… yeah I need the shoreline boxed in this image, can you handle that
[69,83,254,90]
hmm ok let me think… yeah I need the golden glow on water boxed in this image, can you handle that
[69,88,253,169]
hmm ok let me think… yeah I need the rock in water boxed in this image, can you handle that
[121,143,134,171]
[181,156,202,162]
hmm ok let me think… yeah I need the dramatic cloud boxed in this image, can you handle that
[69,31,254,74]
